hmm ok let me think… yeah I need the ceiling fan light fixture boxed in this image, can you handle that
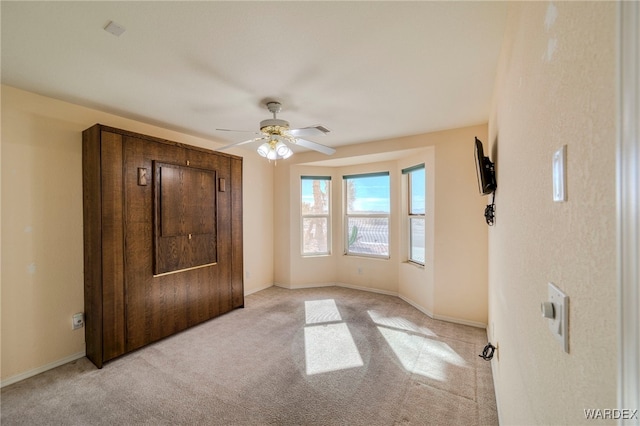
[275,141,290,156]
[257,142,270,158]
[256,140,293,161]
[266,148,279,161]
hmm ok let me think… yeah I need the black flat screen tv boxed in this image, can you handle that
[474,137,497,195]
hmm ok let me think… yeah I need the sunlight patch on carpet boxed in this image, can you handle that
[305,299,342,324]
[304,323,364,375]
[367,310,437,337]
[377,327,466,381]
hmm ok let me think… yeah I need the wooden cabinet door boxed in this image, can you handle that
[122,136,235,352]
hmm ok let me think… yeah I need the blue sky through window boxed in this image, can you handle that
[348,175,390,214]
[410,168,425,214]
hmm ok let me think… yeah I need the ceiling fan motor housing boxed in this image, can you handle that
[260,119,290,135]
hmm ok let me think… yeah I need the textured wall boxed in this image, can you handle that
[488,2,617,423]
[432,126,490,325]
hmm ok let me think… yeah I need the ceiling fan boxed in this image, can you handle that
[215,101,336,160]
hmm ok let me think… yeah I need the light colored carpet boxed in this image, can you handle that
[1,286,498,425]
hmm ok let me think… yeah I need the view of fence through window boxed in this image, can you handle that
[301,177,330,255]
[344,173,390,257]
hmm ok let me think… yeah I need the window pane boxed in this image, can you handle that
[409,217,425,264]
[347,217,389,257]
[409,168,425,214]
[303,217,328,254]
[302,179,329,215]
[346,175,390,214]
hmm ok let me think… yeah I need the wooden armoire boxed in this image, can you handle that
[82,124,243,368]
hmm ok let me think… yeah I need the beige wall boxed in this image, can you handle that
[488,2,617,424]
[431,128,490,325]
[276,125,488,326]
[0,85,274,383]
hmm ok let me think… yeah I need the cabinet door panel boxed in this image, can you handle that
[123,136,159,350]
[153,162,217,275]
[101,132,126,361]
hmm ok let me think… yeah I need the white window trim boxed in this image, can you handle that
[404,164,425,266]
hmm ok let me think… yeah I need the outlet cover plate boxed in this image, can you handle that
[72,312,84,330]
[547,282,569,352]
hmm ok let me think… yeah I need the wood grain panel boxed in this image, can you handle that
[124,136,165,351]
[215,155,233,313]
[82,125,103,368]
[158,164,215,236]
[231,157,244,308]
[100,131,126,361]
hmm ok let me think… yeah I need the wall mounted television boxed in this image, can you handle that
[474,137,497,195]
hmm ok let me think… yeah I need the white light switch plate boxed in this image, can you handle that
[553,145,567,202]
[547,282,569,352]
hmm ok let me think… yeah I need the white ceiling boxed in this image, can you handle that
[1,1,507,154]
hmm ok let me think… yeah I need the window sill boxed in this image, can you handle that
[343,253,390,260]
[405,260,425,269]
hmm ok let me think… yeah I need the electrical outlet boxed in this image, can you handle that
[72,312,84,330]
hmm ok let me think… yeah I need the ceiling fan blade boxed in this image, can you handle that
[216,137,266,151]
[294,138,336,156]
[289,125,331,138]
[216,128,261,134]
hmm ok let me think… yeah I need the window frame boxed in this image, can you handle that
[403,164,425,266]
[343,172,390,259]
[300,176,331,256]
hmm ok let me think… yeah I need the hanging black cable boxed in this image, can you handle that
[479,343,496,361]
[484,192,496,226]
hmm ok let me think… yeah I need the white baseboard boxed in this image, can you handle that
[398,293,435,318]
[275,281,398,298]
[274,281,336,290]
[333,282,398,297]
[244,282,275,296]
[398,294,486,328]
[1,351,86,388]
[432,313,487,329]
